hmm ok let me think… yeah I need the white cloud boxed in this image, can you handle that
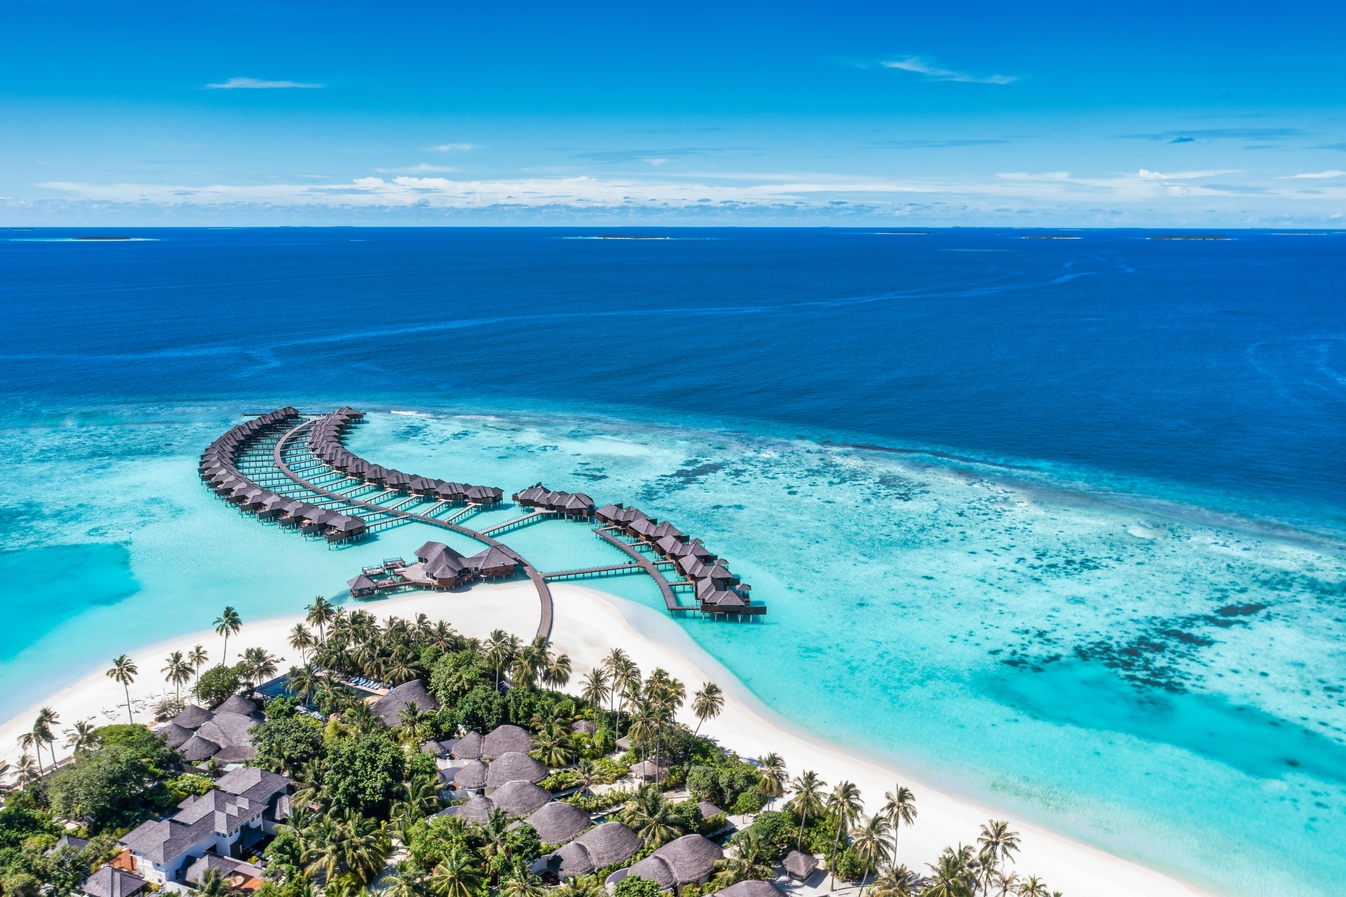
[1137,169,1237,180]
[424,143,480,152]
[376,164,460,173]
[206,77,323,89]
[32,167,1346,213]
[1280,170,1346,179]
[881,57,1015,84]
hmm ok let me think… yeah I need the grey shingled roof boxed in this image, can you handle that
[171,705,214,729]
[80,866,146,897]
[216,695,258,715]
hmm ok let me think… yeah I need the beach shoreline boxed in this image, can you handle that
[0,582,1210,897]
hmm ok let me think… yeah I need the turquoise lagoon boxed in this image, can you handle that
[3,401,1345,897]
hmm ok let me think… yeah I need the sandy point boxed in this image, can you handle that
[0,583,1209,897]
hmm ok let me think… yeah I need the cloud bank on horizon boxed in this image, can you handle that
[2,0,1344,226]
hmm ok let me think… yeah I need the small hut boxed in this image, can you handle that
[784,850,819,882]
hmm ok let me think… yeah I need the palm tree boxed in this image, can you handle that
[572,759,597,797]
[977,820,1021,895]
[825,780,863,890]
[241,646,279,689]
[530,726,575,768]
[923,847,978,897]
[290,624,315,663]
[37,705,58,770]
[787,770,827,851]
[579,669,610,715]
[692,682,724,736]
[162,651,193,701]
[107,655,138,723]
[869,864,919,897]
[394,701,432,746]
[621,785,686,849]
[214,606,242,663]
[485,629,513,689]
[384,861,426,897]
[288,665,318,705]
[17,731,44,775]
[13,753,40,786]
[196,868,236,897]
[553,877,604,897]
[65,720,98,754]
[712,830,775,887]
[1016,876,1050,897]
[428,844,484,897]
[758,753,787,809]
[498,862,546,897]
[851,815,894,895]
[543,652,572,690]
[882,785,918,868]
[306,596,335,643]
[344,700,381,735]
[189,644,209,684]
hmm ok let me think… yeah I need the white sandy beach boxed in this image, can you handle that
[0,584,1209,897]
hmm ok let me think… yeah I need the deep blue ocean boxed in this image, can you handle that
[2,228,1344,896]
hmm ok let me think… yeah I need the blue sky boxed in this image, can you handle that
[3,0,1345,226]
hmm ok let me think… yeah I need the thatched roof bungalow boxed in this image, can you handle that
[485,752,548,789]
[622,834,723,891]
[482,724,533,759]
[532,821,640,878]
[525,801,591,846]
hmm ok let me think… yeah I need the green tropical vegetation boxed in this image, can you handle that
[1,609,1063,897]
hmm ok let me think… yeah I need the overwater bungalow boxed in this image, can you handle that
[514,484,548,507]
[435,482,467,503]
[347,574,377,598]
[415,541,472,587]
[386,470,412,489]
[467,546,519,579]
[650,521,684,541]
[464,484,504,506]
[325,515,368,542]
[594,502,626,524]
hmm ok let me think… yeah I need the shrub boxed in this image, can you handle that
[47,727,177,832]
[614,876,661,897]
[454,686,506,733]
[250,715,324,776]
[833,845,865,881]
[731,788,764,816]
[194,664,242,707]
[746,811,794,856]
[324,730,406,819]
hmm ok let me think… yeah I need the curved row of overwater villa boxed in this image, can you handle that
[198,407,765,636]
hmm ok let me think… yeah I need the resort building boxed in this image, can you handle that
[157,696,264,766]
[119,768,292,886]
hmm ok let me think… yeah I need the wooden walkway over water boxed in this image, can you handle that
[594,529,685,614]
[271,419,555,639]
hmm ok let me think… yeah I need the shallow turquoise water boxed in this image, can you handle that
[3,402,1345,897]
